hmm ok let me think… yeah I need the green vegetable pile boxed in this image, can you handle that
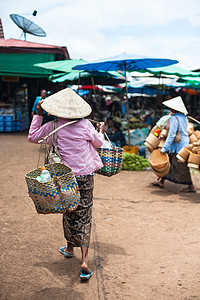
[122,152,150,171]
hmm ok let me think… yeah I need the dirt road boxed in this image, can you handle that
[0,133,200,300]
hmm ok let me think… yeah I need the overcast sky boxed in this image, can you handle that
[1,0,200,70]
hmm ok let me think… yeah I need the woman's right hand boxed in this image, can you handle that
[36,100,44,116]
[97,122,106,134]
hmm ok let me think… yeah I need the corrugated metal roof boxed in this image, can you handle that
[0,38,61,48]
[0,39,70,59]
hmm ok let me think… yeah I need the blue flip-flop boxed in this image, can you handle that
[59,246,74,258]
[80,269,93,281]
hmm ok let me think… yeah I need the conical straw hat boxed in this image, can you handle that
[41,88,92,119]
[111,95,120,102]
[162,96,188,115]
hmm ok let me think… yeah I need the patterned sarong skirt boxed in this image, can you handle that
[63,175,94,247]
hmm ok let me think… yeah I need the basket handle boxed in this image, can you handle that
[88,119,113,148]
[103,132,113,147]
[38,119,79,144]
[36,141,51,174]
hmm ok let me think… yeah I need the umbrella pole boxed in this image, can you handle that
[91,76,96,98]
[158,72,162,115]
[91,76,100,118]
[124,63,131,146]
[77,73,81,94]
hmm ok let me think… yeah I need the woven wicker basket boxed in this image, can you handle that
[158,139,166,148]
[149,149,169,169]
[25,163,80,214]
[96,147,123,177]
[188,152,200,165]
[145,133,160,149]
[187,122,194,135]
[150,160,170,177]
[144,141,155,153]
[176,147,191,163]
[194,130,200,140]
[189,134,198,144]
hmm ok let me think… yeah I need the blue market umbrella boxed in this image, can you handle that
[73,53,178,72]
[123,85,159,97]
[74,53,178,145]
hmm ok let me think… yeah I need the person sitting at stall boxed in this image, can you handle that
[110,96,122,120]
[109,121,126,147]
[106,117,114,136]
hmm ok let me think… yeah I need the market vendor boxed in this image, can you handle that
[153,96,196,193]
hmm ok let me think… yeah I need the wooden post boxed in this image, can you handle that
[77,73,81,94]
[124,62,131,146]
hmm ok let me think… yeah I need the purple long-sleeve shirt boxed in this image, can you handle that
[28,115,104,176]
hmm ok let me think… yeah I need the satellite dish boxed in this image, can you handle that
[10,13,46,40]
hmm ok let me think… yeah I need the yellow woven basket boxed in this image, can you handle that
[25,163,80,214]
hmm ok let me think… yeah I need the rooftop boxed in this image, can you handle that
[0,38,69,59]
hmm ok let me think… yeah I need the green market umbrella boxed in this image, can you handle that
[36,58,125,88]
[141,65,200,78]
[34,59,87,73]
[49,70,125,85]
[178,76,200,87]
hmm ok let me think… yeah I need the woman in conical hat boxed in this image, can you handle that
[28,88,106,280]
[153,96,196,192]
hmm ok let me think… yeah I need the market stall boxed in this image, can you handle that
[0,38,70,132]
[0,82,29,132]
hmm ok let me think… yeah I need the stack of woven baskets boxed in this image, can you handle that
[176,128,200,170]
[145,121,200,176]
[144,122,195,153]
[144,126,168,153]
[148,149,170,177]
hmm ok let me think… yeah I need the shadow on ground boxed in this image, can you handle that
[147,182,200,204]
[31,287,84,300]
[90,241,126,257]
[34,255,81,285]
[33,241,126,297]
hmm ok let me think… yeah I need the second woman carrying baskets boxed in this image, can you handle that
[28,88,106,280]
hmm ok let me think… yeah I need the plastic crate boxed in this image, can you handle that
[4,127,15,132]
[5,120,14,127]
[4,123,16,132]
[15,120,29,131]
[15,122,21,131]
[4,115,14,121]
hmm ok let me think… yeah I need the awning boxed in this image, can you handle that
[0,52,55,78]
[142,65,200,78]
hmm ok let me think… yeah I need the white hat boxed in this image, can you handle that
[111,95,120,102]
[41,88,92,119]
[162,96,188,115]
